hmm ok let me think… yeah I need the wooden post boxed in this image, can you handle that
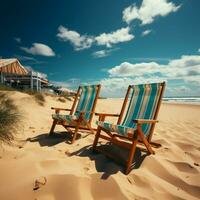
[30,71,33,90]
[0,72,4,84]
[36,72,39,92]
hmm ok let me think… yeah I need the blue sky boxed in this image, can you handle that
[0,0,200,97]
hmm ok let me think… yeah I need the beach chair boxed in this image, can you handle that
[49,84,101,144]
[93,82,165,174]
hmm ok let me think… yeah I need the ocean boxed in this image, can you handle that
[163,97,200,105]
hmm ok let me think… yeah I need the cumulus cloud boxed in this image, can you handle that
[57,26,134,50]
[21,43,55,56]
[198,48,200,53]
[98,54,200,97]
[109,61,161,77]
[108,55,200,84]
[57,26,94,51]
[92,48,120,58]
[142,29,152,36]
[95,27,134,48]
[53,54,200,97]
[123,0,181,25]
[98,76,166,97]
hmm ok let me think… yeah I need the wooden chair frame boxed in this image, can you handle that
[49,84,101,144]
[93,82,165,174]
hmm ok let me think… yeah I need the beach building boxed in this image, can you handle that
[0,58,27,82]
[0,58,48,91]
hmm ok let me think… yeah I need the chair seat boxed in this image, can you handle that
[52,114,78,124]
[96,121,135,136]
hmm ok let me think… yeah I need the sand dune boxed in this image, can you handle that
[0,91,200,200]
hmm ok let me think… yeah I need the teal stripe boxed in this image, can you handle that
[84,86,96,120]
[65,115,73,123]
[142,83,161,135]
[103,122,112,130]
[123,87,136,126]
[97,83,163,137]
[75,86,88,117]
[124,84,145,128]
[117,125,126,136]
[75,85,98,121]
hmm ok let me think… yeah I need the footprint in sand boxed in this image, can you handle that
[29,126,35,129]
[65,150,71,156]
[84,167,90,171]
[33,176,47,191]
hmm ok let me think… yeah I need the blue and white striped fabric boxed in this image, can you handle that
[52,85,99,125]
[74,85,99,121]
[52,114,77,123]
[97,83,163,137]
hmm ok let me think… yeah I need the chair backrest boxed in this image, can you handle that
[119,82,165,138]
[71,84,101,122]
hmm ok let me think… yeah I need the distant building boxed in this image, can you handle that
[0,58,48,91]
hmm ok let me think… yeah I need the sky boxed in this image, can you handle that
[0,0,200,97]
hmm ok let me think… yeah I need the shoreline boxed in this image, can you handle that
[105,97,200,106]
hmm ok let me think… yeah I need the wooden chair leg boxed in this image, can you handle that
[92,126,101,151]
[84,120,95,134]
[71,123,80,144]
[49,119,57,136]
[125,134,138,175]
[138,130,154,154]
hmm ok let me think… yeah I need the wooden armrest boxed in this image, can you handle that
[76,110,94,114]
[51,107,71,111]
[95,113,120,117]
[133,119,158,124]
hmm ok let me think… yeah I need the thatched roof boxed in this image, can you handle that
[0,58,28,75]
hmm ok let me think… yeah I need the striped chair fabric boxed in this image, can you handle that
[52,85,99,124]
[97,83,163,137]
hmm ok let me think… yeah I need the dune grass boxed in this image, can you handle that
[0,84,45,106]
[24,90,45,106]
[0,84,15,91]
[0,93,22,144]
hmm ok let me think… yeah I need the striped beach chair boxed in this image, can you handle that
[93,82,165,174]
[49,84,101,144]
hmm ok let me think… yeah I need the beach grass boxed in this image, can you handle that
[25,90,46,106]
[0,93,22,144]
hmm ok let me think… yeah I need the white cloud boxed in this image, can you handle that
[92,48,119,58]
[142,29,152,36]
[123,0,181,25]
[198,48,200,53]
[51,54,200,97]
[108,61,161,77]
[21,43,55,56]
[108,55,200,84]
[57,26,94,51]
[93,50,109,58]
[14,37,21,43]
[98,76,166,97]
[95,27,134,48]
[57,26,134,50]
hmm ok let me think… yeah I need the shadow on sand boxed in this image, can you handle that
[69,144,147,179]
[27,131,82,146]
[27,132,147,179]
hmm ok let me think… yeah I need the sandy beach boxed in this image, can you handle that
[0,91,200,200]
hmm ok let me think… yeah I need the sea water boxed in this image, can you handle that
[163,97,200,105]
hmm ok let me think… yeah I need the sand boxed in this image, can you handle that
[0,91,200,200]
